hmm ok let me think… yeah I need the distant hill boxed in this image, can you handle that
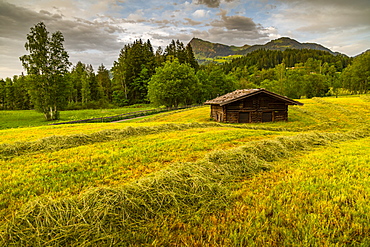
[188,38,250,59]
[189,37,336,60]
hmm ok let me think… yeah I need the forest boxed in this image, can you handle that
[1,23,369,120]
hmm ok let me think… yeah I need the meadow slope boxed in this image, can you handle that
[1,96,370,246]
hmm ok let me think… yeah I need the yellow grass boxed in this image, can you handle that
[1,95,370,245]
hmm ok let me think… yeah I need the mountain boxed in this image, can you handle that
[189,37,336,60]
[189,37,250,58]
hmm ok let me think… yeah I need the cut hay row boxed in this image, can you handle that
[0,121,310,159]
[1,129,369,246]
[0,123,221,158]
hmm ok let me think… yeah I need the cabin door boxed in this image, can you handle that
[262,112,273,122]
[239,112,250,123]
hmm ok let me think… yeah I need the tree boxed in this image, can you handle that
[148,59,199,107]
[185,43,199,71]
[20,22,71,120]
[196,64,236,102]
[4,77,15,110]
[12,75,31,110]
[112,39,155,105]
[164,40,199,70]
[0,79,5,109]
[341,51,370,94]
[96,64,111,103]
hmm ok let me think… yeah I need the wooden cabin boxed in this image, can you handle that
[204,89,303,123]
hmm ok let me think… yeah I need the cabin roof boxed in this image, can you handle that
[204,88,304,106]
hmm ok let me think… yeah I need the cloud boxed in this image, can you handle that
[272,0,370,33]
[192,9,209,18]
[212,10,260,32]
[195,0,236,8]
[0,1,127,78]
[191,9,270,46]
[184,18,203,26]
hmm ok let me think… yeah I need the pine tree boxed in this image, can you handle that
[112,39,155,105]
[4,78,14,110]
[185,43,199,70]
[97,64,111,102]
[0,79,5,110]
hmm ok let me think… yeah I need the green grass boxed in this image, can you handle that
[1,95,370,246]
[0,105,154,129]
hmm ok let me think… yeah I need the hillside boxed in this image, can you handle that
[189,37,251,58]
[2,96,370,245]
[189,37,336,60]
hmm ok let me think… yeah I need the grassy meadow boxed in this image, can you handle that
[0,104,154,129]
[1,95,370,246]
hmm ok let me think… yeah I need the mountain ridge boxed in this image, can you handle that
[189,37,337,60]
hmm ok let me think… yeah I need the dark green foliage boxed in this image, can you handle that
[164,40,199,70]
[341,51,370,94]
[112,39,155,105]
[96,64,111,102]
[223,49,351,72]
[0,79,5,109]
[196,64,237,102]
[148,59,199,107]
[0,76,31,110]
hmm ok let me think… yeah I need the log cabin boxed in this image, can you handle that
[204,89,303,123]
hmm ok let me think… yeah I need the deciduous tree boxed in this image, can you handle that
[148,59,199,107]
[20,22,71,120]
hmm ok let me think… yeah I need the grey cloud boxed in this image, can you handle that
[0,1,126,78]
[193,26,268,45]
[195,0,236,8]
[190,9,270,46]
[274,0,370,34]
[184,18,203,26]
[150,32,193,42]
[276,0,369,8]
[212,10,259,32]
[54,20,124,52]
[0,2,54,39]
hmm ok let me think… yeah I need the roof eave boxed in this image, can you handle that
[204,89,304,106]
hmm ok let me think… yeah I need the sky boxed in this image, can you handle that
[1,0,369,79]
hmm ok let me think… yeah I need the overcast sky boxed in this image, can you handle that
[1,0,369,79]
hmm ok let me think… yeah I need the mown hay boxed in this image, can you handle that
[1,129,370,246]
[0,123,223,159]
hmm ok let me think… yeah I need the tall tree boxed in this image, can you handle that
[4,78,15,110]
[185,43,199,71]
[20,22,71,120]
[0,79,5,110]
[164,40,199,70]
[12,75,31,110]
[96,64,111,102]
[112,39,155,105]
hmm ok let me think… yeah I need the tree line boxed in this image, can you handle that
[222,49,369,99]
[1,22,369,120]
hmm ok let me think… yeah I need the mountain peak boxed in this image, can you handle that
[189,37,336,60]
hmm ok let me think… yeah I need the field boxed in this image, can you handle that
[1,96,370,246]
[0,104,154,129]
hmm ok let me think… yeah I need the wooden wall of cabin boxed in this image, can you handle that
[224,94,289,123]
[210,105,226,122]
